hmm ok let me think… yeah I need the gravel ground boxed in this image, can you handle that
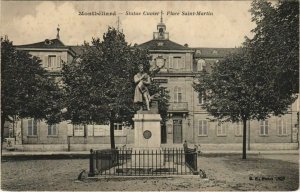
[1,154,299,191]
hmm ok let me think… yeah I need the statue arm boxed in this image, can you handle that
[134,74,142,84]
[143,74,151,85]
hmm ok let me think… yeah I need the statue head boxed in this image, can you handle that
[138,64,145,73]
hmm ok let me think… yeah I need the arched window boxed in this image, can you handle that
[198,92,206,105]
[174,86,182,102]
[197,59,206,71]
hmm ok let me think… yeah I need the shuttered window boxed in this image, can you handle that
[198,120,208,136]
[260,120,269,136]
[28,119,37,136]
[48,124,57,135]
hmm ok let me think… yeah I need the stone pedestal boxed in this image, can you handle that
[132,102,164,167]
[133,113,161,148]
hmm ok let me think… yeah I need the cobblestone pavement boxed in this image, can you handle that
[1,154,299,191]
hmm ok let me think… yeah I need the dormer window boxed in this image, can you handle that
[212,50,218,54]
[197,59,206,71]
[157,42,164,46]
[44,39,53,45]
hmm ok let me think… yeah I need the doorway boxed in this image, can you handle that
[173,119,182,143]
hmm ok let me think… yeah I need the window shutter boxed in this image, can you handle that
[266,126,268,135]
[44,56,48,68]
[174,87,177,102]
[53,124,57,135]
[27,119,32,135]
[47,124,51,135]
[198,120,201,135]
[169,56,173,68]
[206,121,209,135]
[286,121,292,135]
[204,120,208,135]
[57,56,61,68]
[67,124,73,136]
[33,120,37,135]
[276,118,278,134]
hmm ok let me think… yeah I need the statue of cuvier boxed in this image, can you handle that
[134,64,151,111]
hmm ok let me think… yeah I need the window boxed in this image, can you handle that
[114,123,123,131]
[28,119,37,136]
[48,124,57,136]
[260,120,269,136]
[174,87,182,102]
[198,120,208,136]
[74,124,84,136]
[173,57,182,69]
[216,123,227,136]
[235,122,243,136]
[277,118,287,136]
[197,59,206,71]
[198,92,206,105]
[114,123,126,136]
[48,55,56,68]
[157,42,164,46]
[169,56,173,68]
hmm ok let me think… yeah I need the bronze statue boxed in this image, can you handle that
[134,64,151,110]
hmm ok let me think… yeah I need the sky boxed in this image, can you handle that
[1,1,257,48]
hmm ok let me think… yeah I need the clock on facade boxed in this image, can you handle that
[155,56,166,68]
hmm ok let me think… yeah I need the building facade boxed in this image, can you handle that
[7,20,299,151]
[138,19,299,150]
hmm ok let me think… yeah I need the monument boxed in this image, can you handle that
[133,64,164,167]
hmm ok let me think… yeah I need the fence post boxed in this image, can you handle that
[88,149,95,177]
[67,136,71,151]
[194,152,197,171]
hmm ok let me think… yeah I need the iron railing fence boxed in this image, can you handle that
[184,148,198,172]
[88,148,198,176]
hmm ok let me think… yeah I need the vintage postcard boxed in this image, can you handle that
[1,0,299,191]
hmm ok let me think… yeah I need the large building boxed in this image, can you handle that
[7,19,299,151]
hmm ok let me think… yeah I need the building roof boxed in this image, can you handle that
[16,38,237,59]
[192,47,237,58]
[16,38,68,49]
[68,45,98,56]
[69,45,85,56]
[138,39,190,51]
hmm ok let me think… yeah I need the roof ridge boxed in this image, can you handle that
[16,38,67,48]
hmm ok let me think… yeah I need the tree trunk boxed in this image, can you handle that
[242,118,247,159]
[110,118,115,149]
[1,113,6,144]
[1,113,6,155]
[84,124,87,144]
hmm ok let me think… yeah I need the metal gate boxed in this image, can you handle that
[88,148,198,176]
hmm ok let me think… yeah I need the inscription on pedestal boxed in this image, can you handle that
[143,130,152,139]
